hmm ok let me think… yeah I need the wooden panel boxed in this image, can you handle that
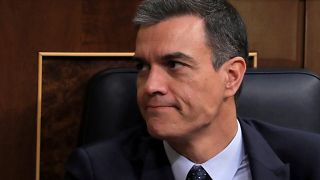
[0,0,140,179]
[305,0,320,76]
[229,0,305,68]
[38,53,136,180]
[80,0,140,51]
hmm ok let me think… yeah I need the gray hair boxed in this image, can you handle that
[133,0,248,69]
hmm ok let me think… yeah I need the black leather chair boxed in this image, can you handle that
[237,70,320,133]
[79,68,320,146]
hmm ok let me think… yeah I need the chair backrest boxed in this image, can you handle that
[237,70,320,132]
[80,68,143,145]
[79,68,320,145]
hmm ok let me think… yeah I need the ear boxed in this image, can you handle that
[221,57,246,98]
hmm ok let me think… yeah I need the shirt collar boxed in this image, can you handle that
[164,120,245,180]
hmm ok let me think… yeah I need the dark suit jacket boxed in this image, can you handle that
[65,118,320,180]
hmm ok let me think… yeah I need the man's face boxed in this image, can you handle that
[135,15,228,141]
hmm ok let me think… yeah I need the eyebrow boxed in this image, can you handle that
[161,52,193,62]
[132,56,146,63]
[132,51,194,64]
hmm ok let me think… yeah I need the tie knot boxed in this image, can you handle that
[186,165,212,180]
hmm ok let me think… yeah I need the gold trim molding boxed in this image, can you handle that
[249,52,258,68]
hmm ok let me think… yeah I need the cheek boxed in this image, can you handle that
[136,88,146,117]
[201,82,225,117]
[181,78,224,115]
[136,80,144,103]
[136,88,142,102]
[173,84,204,120]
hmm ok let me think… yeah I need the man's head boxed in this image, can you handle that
[133,0,247,142]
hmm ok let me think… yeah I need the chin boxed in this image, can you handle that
[145,122,185,142]
[146,123,167,139]
[145,121,172,140]
[143,113,185,140]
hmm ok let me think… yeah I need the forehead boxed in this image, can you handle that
[135,15,209,58]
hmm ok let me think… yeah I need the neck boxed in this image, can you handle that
[167,99,238,164]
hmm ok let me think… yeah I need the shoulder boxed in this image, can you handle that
[240,118,320,145]
[65,125,156,180]
[240,118,320,164]
[82,125,150,158]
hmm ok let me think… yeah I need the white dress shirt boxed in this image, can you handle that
[163,121,252,180]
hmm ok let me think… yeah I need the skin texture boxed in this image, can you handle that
[134,15,246,163]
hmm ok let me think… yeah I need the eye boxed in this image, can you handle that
[166,60,184,69]
[136,61,150,71]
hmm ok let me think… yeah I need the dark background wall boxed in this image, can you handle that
[0,0,319,179]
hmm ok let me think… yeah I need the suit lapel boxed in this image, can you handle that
[239,119,290,180]
[141,139,175,180]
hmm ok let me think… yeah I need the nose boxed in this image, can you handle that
[141,66,168,96]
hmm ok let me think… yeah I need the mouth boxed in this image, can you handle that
[145,104,179,111]
[146,105,174,109]
[142,98,181,112]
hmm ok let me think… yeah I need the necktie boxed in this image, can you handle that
[186,165,212,180]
